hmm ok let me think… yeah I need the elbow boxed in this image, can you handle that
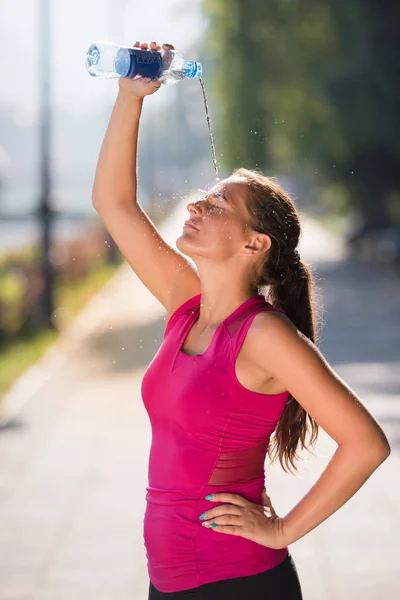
[375,430,392,463]
[92,188,99,207]
[378,443,391,462]
[342,438,391,465]
[92,201,100,214]
[92,182,107,211]
[357,427,392,464]
[91,190,98,208]
[368,440,391,466]
[92,193,104,213]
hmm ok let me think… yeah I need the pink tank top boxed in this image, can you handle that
[141,292,290,593]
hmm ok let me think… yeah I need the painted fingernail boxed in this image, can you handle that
[205,494,213,500]
[199,513,206,520]
[135,41,140,44]
[151,41,156,44]
[210,524,217,529]
[264,485,266,491]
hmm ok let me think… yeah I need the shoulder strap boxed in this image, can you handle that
[163,293,201,339]
[226,299,285,357]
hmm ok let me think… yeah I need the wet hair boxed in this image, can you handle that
[233,167,320,475]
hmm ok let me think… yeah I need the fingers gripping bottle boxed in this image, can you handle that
[85,41,202,86]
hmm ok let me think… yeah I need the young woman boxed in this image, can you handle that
[92,41,391,600]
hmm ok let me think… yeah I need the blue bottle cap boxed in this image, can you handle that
[185,61,203,79]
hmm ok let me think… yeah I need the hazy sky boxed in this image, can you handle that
[0,0,207,115]
[0,0,209,216]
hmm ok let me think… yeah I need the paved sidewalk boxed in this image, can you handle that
[0,203,398,599]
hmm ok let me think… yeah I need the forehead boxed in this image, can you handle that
[211,177,248,206]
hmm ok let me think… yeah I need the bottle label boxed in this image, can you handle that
[127,48,163,79]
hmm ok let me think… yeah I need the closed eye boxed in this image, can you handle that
[213,193,228,204]
[197,188,230,206]
[208,198,224,210]
[197,189,223,209]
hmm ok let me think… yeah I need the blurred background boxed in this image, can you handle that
[0,1,399,598]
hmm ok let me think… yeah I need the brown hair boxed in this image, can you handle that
[233,167,320,475]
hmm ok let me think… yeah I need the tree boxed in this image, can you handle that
[203,0,400,228]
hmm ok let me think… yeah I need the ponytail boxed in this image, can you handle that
[233,167,320,475]
[266,253,319,475]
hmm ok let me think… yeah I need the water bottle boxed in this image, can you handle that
[85,41,202,86]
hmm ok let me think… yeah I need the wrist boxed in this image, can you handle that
[117,88,145,104]
[274,516,290,550]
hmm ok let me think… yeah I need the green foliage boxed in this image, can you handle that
[203,0,400,227]
[0,258,121,399]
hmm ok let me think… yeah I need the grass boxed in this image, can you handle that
[0,258,122,400]
[0,330,59,396]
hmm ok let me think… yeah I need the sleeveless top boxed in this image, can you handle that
[141,292,290,593]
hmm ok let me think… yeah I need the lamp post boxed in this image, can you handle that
[104,0,128,265]
[37,0,55,328]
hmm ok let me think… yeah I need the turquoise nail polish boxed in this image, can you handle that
[205,494,213,500]
[210,523,217,529]
[199,513,206,520]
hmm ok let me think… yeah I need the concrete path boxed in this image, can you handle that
[0,202,398,599]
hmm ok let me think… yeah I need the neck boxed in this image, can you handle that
[194,264,259,329]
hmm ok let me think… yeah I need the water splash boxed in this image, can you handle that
[199,77,219,178]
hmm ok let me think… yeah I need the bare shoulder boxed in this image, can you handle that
[244,308,305,366]
[246,306,391,456]
[251,308,298,335]
[234,310,297,382]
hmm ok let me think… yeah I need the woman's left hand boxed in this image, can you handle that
[200,490,287,550]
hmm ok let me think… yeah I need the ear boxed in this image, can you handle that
[244,232,271,255]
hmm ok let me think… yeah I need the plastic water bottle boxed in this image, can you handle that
[85,41,202,86]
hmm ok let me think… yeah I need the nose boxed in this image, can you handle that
[187,200,203,216]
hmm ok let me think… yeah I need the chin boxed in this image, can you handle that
[176,235,193,251]
[177,232,195,242]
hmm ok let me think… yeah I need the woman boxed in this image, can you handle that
[92,41,391,600]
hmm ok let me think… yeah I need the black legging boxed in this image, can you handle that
[148,553,303,599]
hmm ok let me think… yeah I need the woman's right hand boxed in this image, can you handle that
[118,41,175,98]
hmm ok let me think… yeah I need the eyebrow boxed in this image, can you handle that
[214,192,231,205]
[198,188,233,206]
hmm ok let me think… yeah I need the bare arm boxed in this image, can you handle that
[248,312,391,548]
[279,441,387,547]
[92,40,161,205]
[91,41,200,311]
[92,90,143,205]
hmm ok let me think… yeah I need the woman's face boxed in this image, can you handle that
[176,177,256,262]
